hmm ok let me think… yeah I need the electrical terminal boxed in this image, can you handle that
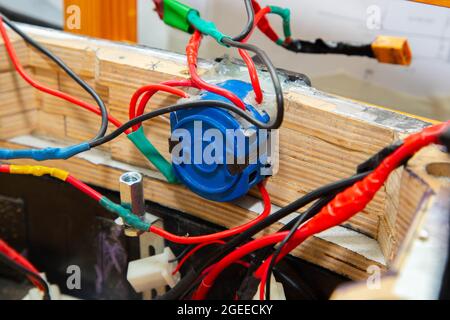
[22,274,78,300]
[371,35,412,66]
[127,247,181,293]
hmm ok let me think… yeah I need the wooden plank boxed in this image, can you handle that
[33,111,66,138]
[0,110,37,139]
[0,139,385,281]
[27,34,97,78]
[0,69,30,93]
[1,26,445,280]
[0,32,29,72]
[0,86,35,117]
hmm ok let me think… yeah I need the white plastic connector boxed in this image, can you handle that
[22,274,78,300]
[127,247,180,293]
[253,275,286,300]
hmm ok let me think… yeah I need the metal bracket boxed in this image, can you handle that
[117,172,166,299]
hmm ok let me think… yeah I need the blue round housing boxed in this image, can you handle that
[170,80,270,202]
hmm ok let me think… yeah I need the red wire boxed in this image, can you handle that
[2,163,102,203]
[193,231,286,300]
[238,50,263,104]
[0,239,44,291]
[236,6,273,105]
[128,83,190,132]
[187,31,247,110]
[193,121,450,300]
[149,182,271,244]
[243,6,272,43]
[0,240,40,274]
[0,17,129,134]
[251,0,280,43]
[66,175,103,202]
[129,7,274,129]
[172,240,226,275]
[130,80,198,132]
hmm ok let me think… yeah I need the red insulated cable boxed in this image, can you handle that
[1,163,102,202]
[193,232,289,300]
[0,239,44,291]
[128,83,190,132]
[257,121,450,298]
[236,6,273,105]
[130,80,198,132]
[243,6,272,43]
[251,0,280,43]
[0,240,40,274]
[194,121,450,299]
[149,182,272,244]
[239,49,263,104]
[129,81,193,120]
[172,240,226,275]
[66,175,103,202]
[0,17,128,134]
[187,30,247,110]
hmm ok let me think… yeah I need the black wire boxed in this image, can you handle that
[0,14,109,142]
[273,268,317,300]
[0,252,51,300]
[222,38,284,130]
[162,139,406,299]
[89,99,283,149]
[90,39,284,148]
[265,194,337,300]
[157,172,371,300]
[231,0,255,42]
[169,244,197,263]
[284,39,375,58]
[256,143,407,299]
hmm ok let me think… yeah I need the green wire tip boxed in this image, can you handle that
[128,127,179,184]
[269,6,292,39]
[99,197,150,231]
[187,10,230,46]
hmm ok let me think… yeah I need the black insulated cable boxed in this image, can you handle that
[221,37,284,129]
[157,172,371,300]
[0,14,109,142]
[285,38,375,58]
[231,0,255,42]
[0,252,51,300]
[89,98,285,150]
[265,194,337,300]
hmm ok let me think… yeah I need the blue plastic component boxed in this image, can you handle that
[0,143,90,161]
[170,80,270,202]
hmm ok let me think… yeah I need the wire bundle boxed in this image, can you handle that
[0,239,50,300]
[0,0,447,302]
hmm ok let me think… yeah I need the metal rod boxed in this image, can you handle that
[119,171,145,217]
